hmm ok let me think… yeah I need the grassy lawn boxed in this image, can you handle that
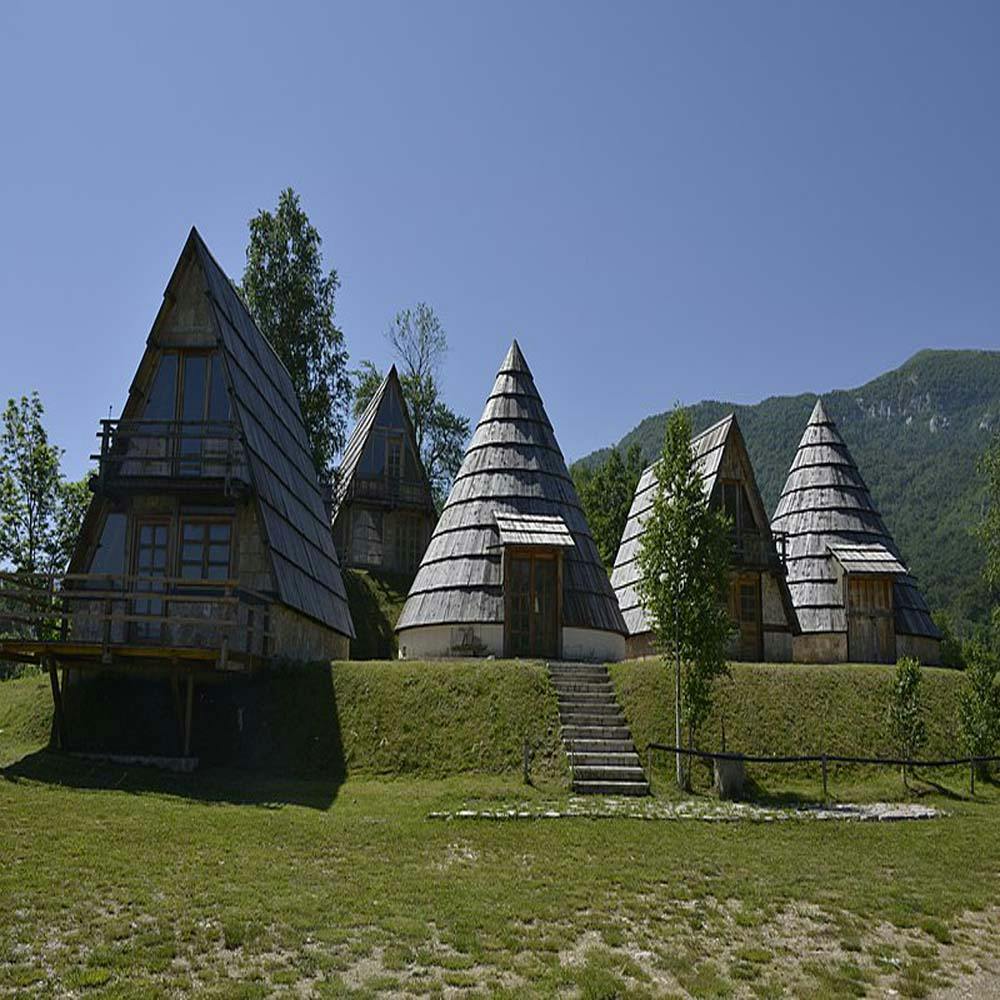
[2,664,1000,997]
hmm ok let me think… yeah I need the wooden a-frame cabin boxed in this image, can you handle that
[332,366,437,574]
[770,399,941,664]
[0,228,355,754]
[611,414,799,661]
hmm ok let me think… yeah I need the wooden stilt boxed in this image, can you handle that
[47,657,68,750]
[170,673,184,750]
[183,674,194,758]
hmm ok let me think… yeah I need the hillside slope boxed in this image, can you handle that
[576,349,1000,627]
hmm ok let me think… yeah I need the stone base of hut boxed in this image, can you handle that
[396,624,625,663]
[793,631,941,666]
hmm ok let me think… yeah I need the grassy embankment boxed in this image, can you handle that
[612,659,968,793]
[342,568,412,660]
[3,661,1000,997]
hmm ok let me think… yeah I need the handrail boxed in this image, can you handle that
[0,571,272,662]
[91,419,247,487]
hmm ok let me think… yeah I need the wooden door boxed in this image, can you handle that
[729,574,762,661]
[847,576,895,663]
[505,550,560,659]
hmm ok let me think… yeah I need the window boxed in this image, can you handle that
[387,436,403,479]
[394,516,422,571]
[180,520,232,581]
[739,583,758,623]
[132,520,170,640]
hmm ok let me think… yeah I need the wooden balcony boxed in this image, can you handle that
[92,419,249,495]
[732,532,786,572]
[0,572,271,672]
[343,476,433,509]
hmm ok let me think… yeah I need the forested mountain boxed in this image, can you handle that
[574,349,1000,630]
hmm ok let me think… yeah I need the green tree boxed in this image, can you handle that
[958,638,1000,780]
[0,393,88,576]
[886,657,927,787]
[979,432,1000,631]
[242,188,351,478]
[636,407,733,788]
[353,304,470,507]
[573,444,645,571]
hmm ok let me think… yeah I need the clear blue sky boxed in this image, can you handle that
[1,1,998,479]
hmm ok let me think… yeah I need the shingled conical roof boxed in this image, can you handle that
[770,399,938,638]
[396,341,626,636]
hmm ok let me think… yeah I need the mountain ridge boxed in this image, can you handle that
[573,348,1000,629]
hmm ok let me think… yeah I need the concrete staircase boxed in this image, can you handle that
[549,662,649,796]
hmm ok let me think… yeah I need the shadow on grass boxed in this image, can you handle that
[344,568,413,660]
[2,663,349,810]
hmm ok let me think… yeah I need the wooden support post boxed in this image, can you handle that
[522,739,531,785]
[170,673,184,749]
[821,753,829,804]
[183,675,194,758]
[47,657,67,750]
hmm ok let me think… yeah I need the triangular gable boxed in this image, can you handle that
[396,340,626,637]
[72,230,354,639]
[333,365,435,518]
[611,413,795,638]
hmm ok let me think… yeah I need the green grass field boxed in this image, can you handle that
[2,661,1000,998]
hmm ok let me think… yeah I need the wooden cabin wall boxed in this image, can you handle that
[761,572,794,661]
[270,606,350,662]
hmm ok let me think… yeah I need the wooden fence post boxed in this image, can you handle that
[522,739,531,786]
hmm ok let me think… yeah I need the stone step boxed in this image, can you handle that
[549,680,615,695]
[560,712,626,728]
[573,780,650,797]
[572,764,649,782]
[560,725,633,741]
[569,752,643,767]
[549,665,610,678]
[559,694,621,715]
[564,738,637,754]
[556,688,618,705]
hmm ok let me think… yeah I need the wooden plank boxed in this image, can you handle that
[47,658,67,750]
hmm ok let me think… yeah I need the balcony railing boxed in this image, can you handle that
[732,532,785,570]
[0,572,270,669]
[344,476,433,508]
[93,420,248,490]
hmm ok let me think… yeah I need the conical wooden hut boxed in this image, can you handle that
[395,341,627,662]
[611,414,799,661]
[770,399,941,664]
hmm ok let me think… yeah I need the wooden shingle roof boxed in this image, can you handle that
[610,414,795,638]
[189,229,354,638]
[770,399,938,639]
[333,365,434,516]
[396,341,626,636]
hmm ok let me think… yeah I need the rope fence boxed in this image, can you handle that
[646,743,1000,797]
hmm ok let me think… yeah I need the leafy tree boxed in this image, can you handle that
[636,407,733,788]
[979,432,1000,631]
[886,657,927,787]
[0,393,88,576]
[242,188,351,479]
[353,304,470,507]
[958,638,1000,780]
[572,444,645,571]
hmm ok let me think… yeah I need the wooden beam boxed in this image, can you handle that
[183,675,194,757]
[47,657,68,750]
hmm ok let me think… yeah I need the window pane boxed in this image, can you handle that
[207,355,230,421]
[143,354,178,420]
[181,564,201,579]
[182,356,208,423]
[152,549,167,569]
[208,544,229,564]
[209,523,230,541]
[207,564,228,580]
